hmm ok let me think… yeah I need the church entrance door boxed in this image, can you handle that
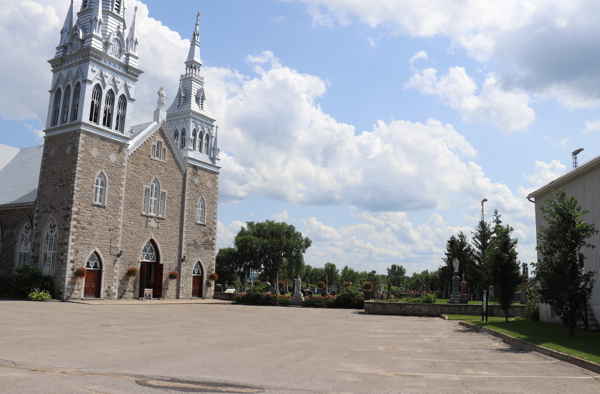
[84,252,102,298]
[138,241,162,298]
[192,262,203,297]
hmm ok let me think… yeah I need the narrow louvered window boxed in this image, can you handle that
[89,84,102,124]
[51,88,62,127]
[61,85,71,124]
[102,90,115,128]
[71,83,81,121]
[115,94,126,132]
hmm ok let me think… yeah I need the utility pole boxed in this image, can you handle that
[572,148,584,169]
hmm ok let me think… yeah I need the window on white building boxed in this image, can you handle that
[181,128,187,149]
[102,90,115,128]
[89,84,102,124]
[71,83,81,122]
[41,220,57,275]
[192,129,197,150]
[174,130,179,147]
[61,85,71,124]
[199,132,204,153]
[51,88,62,127]
[115,94,127,133]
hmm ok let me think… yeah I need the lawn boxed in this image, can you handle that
[444,314,600,364]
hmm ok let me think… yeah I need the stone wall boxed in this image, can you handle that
[364,301,525,318]
[177,164,219,299]
[119,127,185,299]
[0,206,35,275]
[31,131,81,300]
[68,131,128,300]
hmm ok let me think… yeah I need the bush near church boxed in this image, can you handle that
[12,266,55,299]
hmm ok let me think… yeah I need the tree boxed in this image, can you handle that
[487,224,521,322]
[472,216,492,290]
[215,247,240,285]
[387,264,406,287]
[340,266,358,285]
[234,221,312,284]
[323,263,339,288]
[533,189,598,338]
[440,232,476,295]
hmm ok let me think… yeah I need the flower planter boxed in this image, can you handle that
[207,273,218,281]
[73,267,86,279]
[126,267,138,277]
[168,271,179,280]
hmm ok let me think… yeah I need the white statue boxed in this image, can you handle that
[156,87,169,110]
[453,258,459,272]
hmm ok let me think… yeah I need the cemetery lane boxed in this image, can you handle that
[0,301,598,393]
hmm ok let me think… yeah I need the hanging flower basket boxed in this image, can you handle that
[362,281,373,291]
[317,281,326,289]
[73,267,86,278]
[168,271,179,280]
[127,267,138,277]
[207,273,219,281]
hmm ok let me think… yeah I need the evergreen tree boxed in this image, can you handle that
[487,224,521,322]
[387,264,407,287]
[471,218,492,290]
[440,232,476,294]
[533,189,598,338]
[323,262,339,288]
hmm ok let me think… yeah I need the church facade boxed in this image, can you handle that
[0,1,221,301]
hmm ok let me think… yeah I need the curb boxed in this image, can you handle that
[458,321,600,374]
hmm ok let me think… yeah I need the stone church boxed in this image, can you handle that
[0,1,220,300]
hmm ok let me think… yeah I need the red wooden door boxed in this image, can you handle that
[139,262,147,298]
[192,276,203,297]
[84,270,101,298]
[153,263,163,298]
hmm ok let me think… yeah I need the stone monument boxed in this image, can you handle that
[520,263,529,304]
[488,285,495,302]
[459,273,468,303]
[448,259,461,303]
[291,275,305,305]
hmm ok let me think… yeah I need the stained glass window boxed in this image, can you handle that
[141,242,156,262]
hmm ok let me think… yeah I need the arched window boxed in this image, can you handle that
[204,134,210,155]
[89,84,102,124]
[150,179,160,215]
[193,262,203,276]
[41,220,58,275]
[192,129,197,150]
[82,0,88,9]
[51,88,62,127]
[86,252,101,270]
[61,85,71,124]
[16,221,32,268]
[102,90,115,128]
[94,173,106,204]
[71,82,81,122]
[199,132,204,153]
[181,128,187,149]
[173,130,179,147]
[115,95,126,133]
[141,241,156,262]
[196,198,206,224]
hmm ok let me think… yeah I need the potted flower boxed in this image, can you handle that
[126,267,138,277]
[207,273,219,281]
[168,271,179,280]
[362,281,373,301]
[344,281,353,286]
[253,279,262,286]
[316,281,326,289]
[278,280,286,295]
[73,267,86,279]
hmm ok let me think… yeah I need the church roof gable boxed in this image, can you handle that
[0,145,43,206]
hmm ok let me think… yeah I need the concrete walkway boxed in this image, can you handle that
[67,298,235,305]
[0,301,598,393]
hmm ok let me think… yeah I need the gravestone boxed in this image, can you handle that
[448,259,461,303]
[459,274,468,303]
[488,285,495,302]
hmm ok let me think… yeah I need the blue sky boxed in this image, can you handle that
[2,0,599,275]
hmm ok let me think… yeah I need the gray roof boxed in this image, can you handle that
[0,145,43,206]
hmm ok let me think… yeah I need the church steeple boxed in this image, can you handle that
[186,11,203,70]
[55,0,74,57]
[127,6,139,55]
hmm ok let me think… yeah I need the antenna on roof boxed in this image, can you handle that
[572,148,584,169]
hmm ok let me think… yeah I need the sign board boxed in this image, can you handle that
[144,288,153,300]
[224,289,236,294]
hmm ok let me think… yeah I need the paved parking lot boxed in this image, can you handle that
[0,301,598,393]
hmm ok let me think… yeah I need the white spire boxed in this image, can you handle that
[59,0,74,46]
[186,11,202,67]
[127,5,139,54]
[212,126,220,160]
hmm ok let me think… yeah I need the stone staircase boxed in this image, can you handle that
[577,304,600,331]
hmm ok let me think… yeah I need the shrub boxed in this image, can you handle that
[333,286,364,309]
[253,279,262,286]
[28,288,52,301]
[126,267,138,277]
[343,282,353,286]
[168,271,179,280]
[0,274,13,297]
[316,281,326,289]
[208,273,219,281]
[13,266,55,298]
[236,285,265,304]
[73,267,86,278]
[304,295,335,308]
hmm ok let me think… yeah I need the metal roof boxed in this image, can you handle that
[0,145,43,206]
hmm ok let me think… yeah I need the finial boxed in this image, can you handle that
[196,9,200,22]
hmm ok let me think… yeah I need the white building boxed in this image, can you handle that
[527,154,600,326]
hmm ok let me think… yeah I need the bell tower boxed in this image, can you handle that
[166,12,220,170]
[33,0,144,300]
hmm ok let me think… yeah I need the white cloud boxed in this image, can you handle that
[269,15,286,23]
[523,160,566,188]
[582,120,600,134]
[543,135,571,148]
[216,220,247,249]
[406,67,535,131]
[409,50,428,63]
[366,37,376,47]
[272,210,289,221]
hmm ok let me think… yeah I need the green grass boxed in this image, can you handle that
[445,314,600,364]
[435,299,520,305]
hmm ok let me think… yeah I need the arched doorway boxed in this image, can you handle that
[192,262,204,298]
[84,252,102,298]
[139,241,163,298]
